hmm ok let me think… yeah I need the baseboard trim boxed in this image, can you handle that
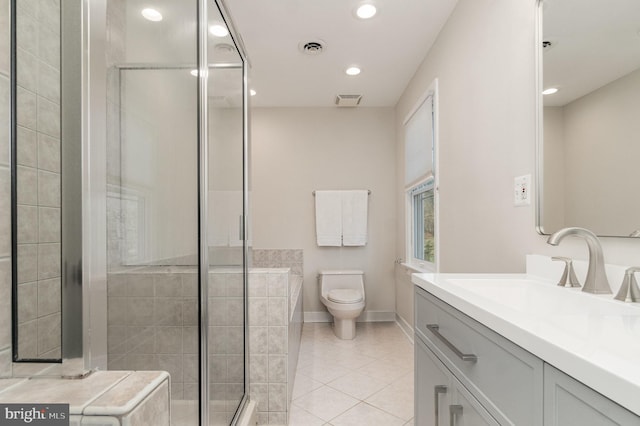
[395,313,414,344]
[303,311,396,323]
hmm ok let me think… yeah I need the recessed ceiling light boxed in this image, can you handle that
[190,69,198,77]
[346,67,361,76]
[356,4,377,19]
[542,87,559,95]
[250,89,257,97]
[141,8,162,22]
[209,24,229,37]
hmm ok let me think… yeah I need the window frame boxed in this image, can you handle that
[407,175,436,271]
[403,81,438,272]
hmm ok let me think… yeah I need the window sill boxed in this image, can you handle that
[401,262,435,274]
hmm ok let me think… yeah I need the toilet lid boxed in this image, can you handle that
[327,289,363,303]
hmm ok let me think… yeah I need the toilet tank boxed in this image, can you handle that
[319,270,364,293]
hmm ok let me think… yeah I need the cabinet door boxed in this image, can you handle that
[416,337,451,426]
[544,364,640,426]
[451,377,500,426]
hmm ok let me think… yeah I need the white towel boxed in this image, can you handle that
[315,191,343,246]
[342,190,368,246]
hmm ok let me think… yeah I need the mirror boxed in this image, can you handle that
[537,0,640,237]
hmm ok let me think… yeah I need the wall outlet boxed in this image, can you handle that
[514,174,531,206]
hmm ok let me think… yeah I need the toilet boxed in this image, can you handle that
[319,270,366,340]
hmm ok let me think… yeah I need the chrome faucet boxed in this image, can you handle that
[547,227,612,294]
[614,267,640,302]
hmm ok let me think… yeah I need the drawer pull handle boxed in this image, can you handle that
[427,324,478,362]
[434,385,447,425]
[449,404,463,426]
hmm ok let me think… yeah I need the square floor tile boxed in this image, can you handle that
[330,402,406,426]
[327,371,389,401]
[293,386,359,422]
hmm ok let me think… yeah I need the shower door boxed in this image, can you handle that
[100,0,249,425]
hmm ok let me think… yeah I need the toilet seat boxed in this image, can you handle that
[327,289,363,304]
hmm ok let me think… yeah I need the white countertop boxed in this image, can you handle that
[412,272,640,416]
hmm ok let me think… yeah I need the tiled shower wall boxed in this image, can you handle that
[107,267,245,407]
[106,265,304,425]
[0,0,12,377]
[14,0,62,359]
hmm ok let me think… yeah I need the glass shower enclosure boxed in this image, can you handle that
[94,0,249,424]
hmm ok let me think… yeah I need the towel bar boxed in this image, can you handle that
[312,190,371,196]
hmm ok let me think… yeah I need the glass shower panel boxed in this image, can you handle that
[104,1,200,425]
[207,5,246,423]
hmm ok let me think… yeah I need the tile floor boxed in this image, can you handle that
[288,322,414,426]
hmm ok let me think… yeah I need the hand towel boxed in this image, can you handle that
[315,190,343,246]
[342,190,368,246]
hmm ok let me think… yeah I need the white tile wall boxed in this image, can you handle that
[248,266,303,425]
[13,0,62,360]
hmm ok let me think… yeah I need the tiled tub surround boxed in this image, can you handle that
[248,268,303,426]
[106,265,303,425]
[252,249,303,279]
[14,0,62,360]
[0,370,170,426]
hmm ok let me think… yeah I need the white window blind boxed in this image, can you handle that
[404,95,434,186]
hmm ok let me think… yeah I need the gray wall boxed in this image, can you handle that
[0,0,11,376]
[394,0,640,329]
[560,68,640,235]
[251,107,397,318]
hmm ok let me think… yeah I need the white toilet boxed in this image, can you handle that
[318,270,366,340]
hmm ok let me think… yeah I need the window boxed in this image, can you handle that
[411,178,435,263]
[404,86,436,270]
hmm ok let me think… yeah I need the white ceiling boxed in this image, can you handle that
[223,0,459,107]
[542,0,640,107]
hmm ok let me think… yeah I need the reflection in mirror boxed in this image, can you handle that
[13,0,62,361]
[537,0,640,237]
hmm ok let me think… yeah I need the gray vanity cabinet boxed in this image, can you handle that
[416,337,499,426]
[415,287,543,426]
[544,364,640,426]
[415,285,640,426]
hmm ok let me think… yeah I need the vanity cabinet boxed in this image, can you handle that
[415,287,543,426]
[416,337,498,426]
[544,364,640,426]
[415,285,640,426]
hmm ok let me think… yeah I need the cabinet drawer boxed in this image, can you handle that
[415,287,543,426]
[416,337,499,426]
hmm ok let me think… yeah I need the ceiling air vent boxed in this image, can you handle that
[299,40,325,55]
[335,94,362,107]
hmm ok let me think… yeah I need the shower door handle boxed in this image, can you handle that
[239,215,243,240]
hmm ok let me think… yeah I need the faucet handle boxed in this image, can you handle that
[614,267,640,302]
[551,257,581,288]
